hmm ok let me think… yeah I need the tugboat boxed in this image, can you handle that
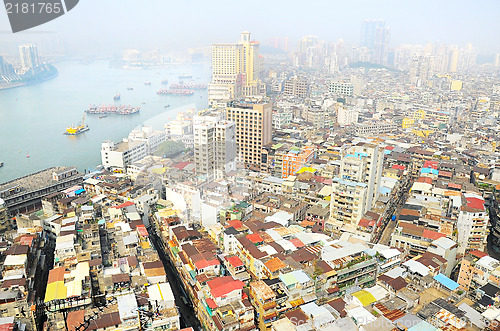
[113,94,120,101]
[64,114,90,135]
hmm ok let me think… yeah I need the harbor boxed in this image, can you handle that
[0,60,209,183]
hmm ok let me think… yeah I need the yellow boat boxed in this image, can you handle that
[64,114,89,135]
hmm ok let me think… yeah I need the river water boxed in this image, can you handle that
[0,60,210,182]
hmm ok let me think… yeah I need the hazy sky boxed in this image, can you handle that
[1,0,499,54]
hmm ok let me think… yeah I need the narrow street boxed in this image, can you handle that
[146,224,202,330]
[33,237,55,331]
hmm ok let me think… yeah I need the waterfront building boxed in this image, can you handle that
[128,126,166,154]
[19,44,39,72]
[226,99,272,170]
[208,32,264,107]
[101,139,148,170]
[0,167,82,216]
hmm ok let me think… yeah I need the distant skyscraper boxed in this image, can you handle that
[373,25,390,65]
[19,44,39,71]
[360,20,385,50]
[208,32,263,107]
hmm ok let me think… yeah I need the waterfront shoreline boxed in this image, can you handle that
[0,65,59,91]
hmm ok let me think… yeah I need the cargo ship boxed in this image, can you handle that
[157,89,195,96]
[113,94,120,101]
[64,114,89,135]
[161,80,169,85]
[85,105,140,115]
[170,83,207,90]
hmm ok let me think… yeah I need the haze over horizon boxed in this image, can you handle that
[0,0,499,57]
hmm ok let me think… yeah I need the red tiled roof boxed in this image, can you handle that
[358,218,374,228]
[466,197,485,211]
[439,170,453,178]
[447,183,462,190]
[392,164,405,170]
[246,233,263,244]
[424,160,438,169]
[422,229,446,240]
[207,276,244,298]
[225,255,244,268]
[289,238,305,248]
[470,249,488,259]
[114,201,134,209]
[416,177,433,184]
[385,146,394,150]
[47,267,66,284]
[227,219,243,230]
[206,298,218,309]
[136,225,148,237]
[172,161,191,170]
[194,258,220,270]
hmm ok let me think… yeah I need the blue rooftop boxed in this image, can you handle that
[433,273,459,291]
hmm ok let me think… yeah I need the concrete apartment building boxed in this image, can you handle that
[329,142,384,228]
[101,139,148,170]
[193,112,237,181]
[283,76,309,99]
[226,99,272,170]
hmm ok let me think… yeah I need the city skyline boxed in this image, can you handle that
[0,0,500,55]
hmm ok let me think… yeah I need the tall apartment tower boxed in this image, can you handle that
[19,44,39,71]
[330,142,384,228]
[209,32,263,107]
[373,25,390,65]
[225,100,272,170]
[193,113,237,181]
[360,20,385,50]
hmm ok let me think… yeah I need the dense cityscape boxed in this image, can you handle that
[1,7,500,331]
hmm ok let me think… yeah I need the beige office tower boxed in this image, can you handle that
[226,100,272,170]
[209,32,264,107]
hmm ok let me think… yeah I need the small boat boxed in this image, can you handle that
[164,105,170,108]
[144,81,152,85]
[26,153,30,158]
[0,161,3,167]
[161,80,169,85]
[142,102,146,104]
[127,87,133,90]
[113,94,120,101]
[99,115,107,119]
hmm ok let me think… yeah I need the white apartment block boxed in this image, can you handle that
[101,140,148,170]
[128,126,166,154]
[337,107,359,126]
[328,82,354,96]
[193,113,237,181]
